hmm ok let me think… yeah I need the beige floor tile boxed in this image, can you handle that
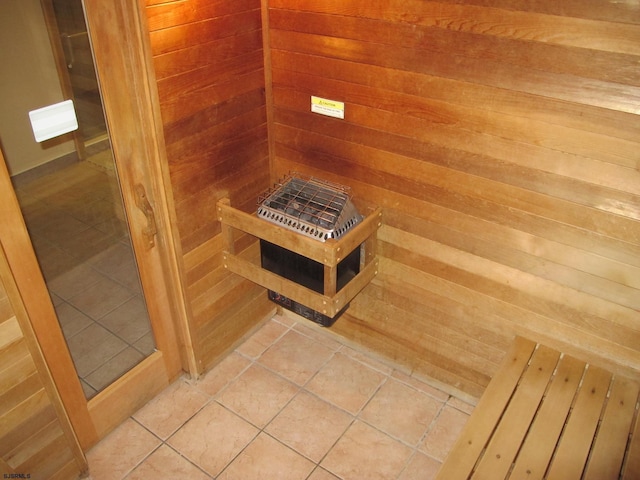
[54,301,93,338]
[47,263,104,299]
[266,391,353,462]
[291,322,343,351]
[133,331,156,356]
[307,467,341,480]
[236,319,289,358]
[217,363,298,428]
[168,402,258,477]
[391,370,451,402]
[359,378,443,446]
[195,351,251,396]
[87,418,161,480]
[258,329,335,385]
[273,313,297,327]
[340,345,394,375]
[398,452,442,480]
[125,444,210,480]
[133,378,210,439]
[67,274,133,320]
[306,352,386,414]
[217,432,315,480]
[65,322,128,377]
[98,296,151,345]
[419,405,470,461]
[85,347,144,393]
[447,395,476,415]
[321,421,413,480]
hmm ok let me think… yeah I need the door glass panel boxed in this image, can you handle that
[0,0,155,399]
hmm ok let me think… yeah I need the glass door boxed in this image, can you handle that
[1,0,156,400]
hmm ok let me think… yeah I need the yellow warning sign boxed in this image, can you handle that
[311,96,345,119]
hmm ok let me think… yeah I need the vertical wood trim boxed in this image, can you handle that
[261,0,276,181]
[82,0,196,379]
[134,0,199,379]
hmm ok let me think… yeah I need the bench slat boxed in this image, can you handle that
[622,407,640,479]
[546,365,612,480]
[472,345,561,480]
[509,354,586,480]
[434,337,536,480]
[437,336,640,480]
[584,377,640,480]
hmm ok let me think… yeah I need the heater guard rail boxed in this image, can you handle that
[217,198,382,318]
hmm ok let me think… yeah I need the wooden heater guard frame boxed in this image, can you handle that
[217,198,382,318]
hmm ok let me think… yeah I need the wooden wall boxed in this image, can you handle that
[0,249,86,478]
[265,0,640,397]
[144,0,273,372]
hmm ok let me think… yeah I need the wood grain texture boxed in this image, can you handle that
[436,337,640,479]
[0,265,85,478]
[145,0,271,373]
[266,0,640,395]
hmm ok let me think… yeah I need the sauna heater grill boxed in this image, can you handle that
[258,175,363,326]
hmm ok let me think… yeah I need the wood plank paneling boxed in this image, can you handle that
[266,0,640,395]
[145,0,271,373]
[0,266,85,478]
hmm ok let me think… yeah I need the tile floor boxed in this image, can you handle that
[86,314,474,479]
[12,144,154,399]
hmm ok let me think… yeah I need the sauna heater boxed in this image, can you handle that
[258,175,363,326]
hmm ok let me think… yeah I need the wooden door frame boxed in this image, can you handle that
[0,0,196,450]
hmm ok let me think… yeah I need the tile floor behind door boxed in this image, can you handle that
[87,314,473,480]
[13,147,154,398]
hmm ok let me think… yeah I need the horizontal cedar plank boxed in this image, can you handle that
[276,129,640,253]
[271,122,640,240]
[272,153,640,273]
[342,288,492,396]
[380,226,640,334]
[197,288,274,371]
[10,421,70,477]
[0,372,42,415]
[166,107,266,171]
[0,404,56,459]
[271,50,640,144]
[378,232,640,350]
[377,256,640,383]
[184,234,223,274]
[195,278,265,344]
[365,280,507,366]
[172,134,268,201]
[274,94,640,219]
[146,0,259,31]
[187,234,257,299]
[270,30,640,115]
[270,9,640,88]
[177,171,270,254]
[148,9,261,56]
[273,68,640,172]
[385,207,640,301]
[274,127,640,248]
[273,124,640,282]
[158,63,265,125]
[436,0,640,24]
[274,128,640,299]
[153,30,263,80]
[273,84,640,200]
[268,0,640,55]
[191,268,256,326]
[164,88,265,146]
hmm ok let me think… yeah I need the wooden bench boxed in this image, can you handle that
[436,337,640,480]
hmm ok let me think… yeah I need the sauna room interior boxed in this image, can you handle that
[0,0,638,478]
